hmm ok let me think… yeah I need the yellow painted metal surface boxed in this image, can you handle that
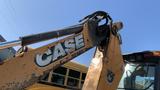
[27,83,67,90]
[0,21,123,90]
[0,22,96,89]
[82,25,124,90]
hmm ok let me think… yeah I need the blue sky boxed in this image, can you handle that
[0,0,160,66]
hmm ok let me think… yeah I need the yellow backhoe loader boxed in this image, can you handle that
[0,11,159,90]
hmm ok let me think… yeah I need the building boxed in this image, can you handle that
[27,61,88,90]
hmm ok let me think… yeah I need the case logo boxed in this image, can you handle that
[35,34,84,67]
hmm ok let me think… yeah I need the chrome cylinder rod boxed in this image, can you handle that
[0,40,21,50]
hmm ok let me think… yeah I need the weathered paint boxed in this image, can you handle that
[82,25,124,90]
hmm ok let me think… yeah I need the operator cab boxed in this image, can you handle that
[118,51,160,90]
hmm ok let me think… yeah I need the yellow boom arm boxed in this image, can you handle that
[0,11,123,90]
